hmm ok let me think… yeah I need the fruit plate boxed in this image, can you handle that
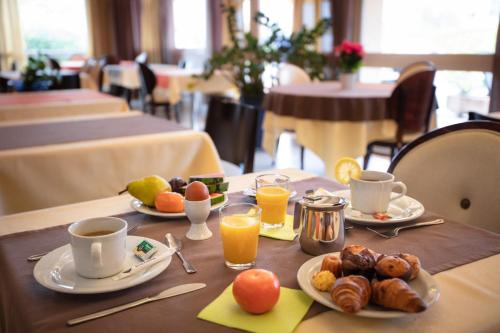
[296,252,440,318]
[131,194,229,218]
[33,236,172,294]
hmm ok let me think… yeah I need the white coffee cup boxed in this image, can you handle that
[68,217,127,279]
[350,171,407,214]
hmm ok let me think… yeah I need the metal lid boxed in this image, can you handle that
[300,195,347,211]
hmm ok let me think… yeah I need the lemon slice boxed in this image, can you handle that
[334,157,362,184]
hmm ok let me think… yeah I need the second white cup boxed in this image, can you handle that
[350,171,407,214]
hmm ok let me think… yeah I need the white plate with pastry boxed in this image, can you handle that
[297,252,440,318]
[34,236,173,294]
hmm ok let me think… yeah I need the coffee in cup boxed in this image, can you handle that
[350,171,407,214]
[68,217,127,279]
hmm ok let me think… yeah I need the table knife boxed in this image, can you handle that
[67,283,206,326]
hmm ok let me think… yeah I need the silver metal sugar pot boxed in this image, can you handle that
[293,194,347,256]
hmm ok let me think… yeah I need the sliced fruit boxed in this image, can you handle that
[189,173,225,185]
[334,157,362,185]
[210,193,226,206]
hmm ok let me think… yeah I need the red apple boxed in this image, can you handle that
[232,269,280,314]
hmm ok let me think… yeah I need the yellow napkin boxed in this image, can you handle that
[197,284,313,333]
[259,215,297,241]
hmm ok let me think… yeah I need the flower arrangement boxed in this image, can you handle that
[335,40,364,73]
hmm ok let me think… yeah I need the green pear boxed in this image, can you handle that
[120,175,171,207]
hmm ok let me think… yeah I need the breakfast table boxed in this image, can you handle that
[0,89,129,122]
[0,168,498,333]
[263,82,399,177]
[0,112,222,215]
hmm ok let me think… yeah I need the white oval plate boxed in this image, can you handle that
[131,194,228,218]
[33,236,172,294]
[331,190,425,225]
[297,252,440,318]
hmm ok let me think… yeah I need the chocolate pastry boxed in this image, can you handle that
[321,255,343,278]
[331,275,371,313]
[375,255,412,281]
[341,245,377,279]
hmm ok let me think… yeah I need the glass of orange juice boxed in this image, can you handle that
[219,203,261,270]
[255,174,291,229]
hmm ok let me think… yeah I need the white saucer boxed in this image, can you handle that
[331,190,425,225]
[33,236,172,294]
[242,188,297,199]
[131,193,228,218]
[297,252,440,318]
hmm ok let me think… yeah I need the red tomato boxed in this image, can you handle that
[232,269,280,314]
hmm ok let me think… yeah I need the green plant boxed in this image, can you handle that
[21,54,57,90]
[199,5,330,98]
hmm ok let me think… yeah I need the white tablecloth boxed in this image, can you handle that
[0,113,222,215]
[0,168,498,333]
[0,89,129,122]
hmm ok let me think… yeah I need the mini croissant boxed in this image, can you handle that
[371,278,427,313]
[331,275,371,313]
[398,253,421,280]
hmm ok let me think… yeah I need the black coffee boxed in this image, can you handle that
[81,230,114,237]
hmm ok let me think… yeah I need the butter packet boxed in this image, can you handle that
[134,240,158,261]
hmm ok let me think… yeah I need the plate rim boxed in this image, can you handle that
[33,235,171,294]
[331,189,425,225]
[296,252,440,318]
[131,193,228,218]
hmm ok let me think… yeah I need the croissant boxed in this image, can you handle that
[398,253,421,280]
[375,255,412,281]
[321,255,343,278]
[331,275,371,313]
[341,245,376,279]
[371,278,427,313]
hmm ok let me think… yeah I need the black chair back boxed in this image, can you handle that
[389,69,436,143]
[468,111,500,122]
[48,57,61,71]
[137,62,157,97]
[205,96,258,173]
[135,52,148,64]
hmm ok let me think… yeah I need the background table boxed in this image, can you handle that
[0,112,222,215]
[0,168,498,333]
[0,89,129,122]
[263,82,397,177]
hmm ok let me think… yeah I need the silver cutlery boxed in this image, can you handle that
[165,233,196,274]
[27,225,139,262]
[366,218,445,239]
[67,283,206,326]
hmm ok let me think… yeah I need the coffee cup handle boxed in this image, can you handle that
[91,242,103,267]
[390,182,407,202]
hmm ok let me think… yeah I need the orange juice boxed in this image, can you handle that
[256,186,290,225]
[220,215,260,265]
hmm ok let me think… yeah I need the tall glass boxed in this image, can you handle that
[255,174,290,229]
[219,203,261,270]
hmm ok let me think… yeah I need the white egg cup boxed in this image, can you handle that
[184,198,212,240]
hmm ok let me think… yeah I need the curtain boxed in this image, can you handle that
[141,0,162,63]
[113,0,141,60]
[85,0,117,58]
[0,0,25,70]
[490,20,500,113]
[209,0,223,54]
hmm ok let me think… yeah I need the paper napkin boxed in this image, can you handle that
[259,214,297,241]
[197,284,313,333]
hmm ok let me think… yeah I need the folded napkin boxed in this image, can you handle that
[259,214,296,241]
[197,284,313,333]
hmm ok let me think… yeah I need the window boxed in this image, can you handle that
[18,0,89,59]
[173,0,208,50]
[258,0,294,43]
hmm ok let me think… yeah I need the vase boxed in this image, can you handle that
[339,73,357,90]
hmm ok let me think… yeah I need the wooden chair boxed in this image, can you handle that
[364,69,437,168]
[97,55,119,92]
[137,62,177,120]
[135,52,148,64]
[388,121,500,233]
[397,61,435,83]
[205,96,259,174]
[468,111,500,122]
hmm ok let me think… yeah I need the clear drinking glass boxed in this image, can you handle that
[255,174,291,229]
[219,203,261,270]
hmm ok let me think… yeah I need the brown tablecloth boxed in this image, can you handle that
[264,82,394,121]
[0,114,186,150]
[1,177,499,333]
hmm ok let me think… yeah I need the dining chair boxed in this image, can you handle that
[135,52,148,64]
[97,55,119,92]
[364,68,437,168]
[468,111,500,122]
[397,61,435,83]
[205,95,259,174]
[48,57,61,71]
[388,121,500,233]
[137,62,177,121]
[79,57,100,90]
